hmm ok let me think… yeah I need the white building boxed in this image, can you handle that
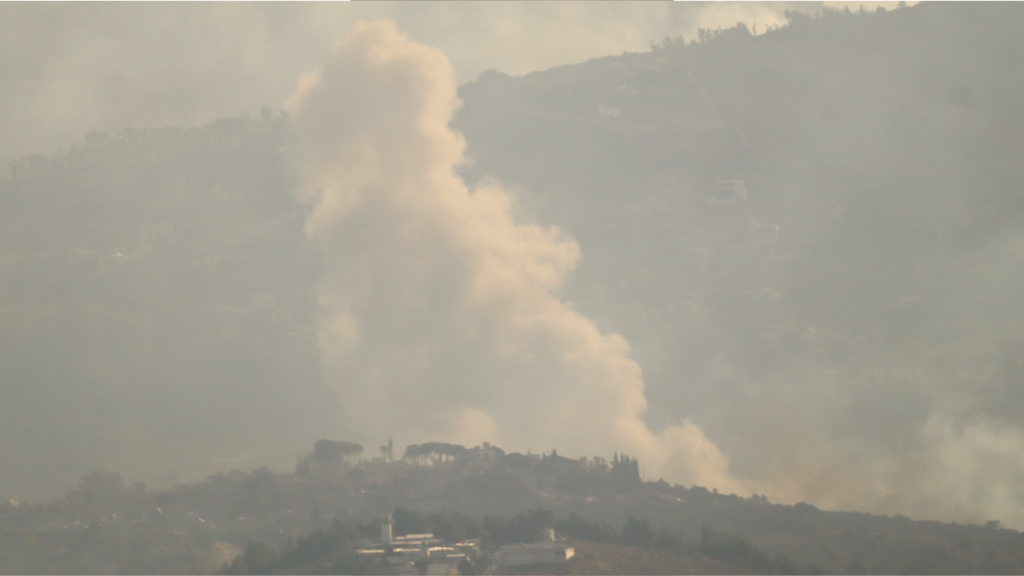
[356,515,477,575]
[495,542,574,567]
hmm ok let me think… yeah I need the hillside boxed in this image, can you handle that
[0,114,334,499]
[4,444,1024,574]
[451,2,1024,522]
[1,0,1024,541]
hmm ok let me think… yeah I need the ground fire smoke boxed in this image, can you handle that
[288,21,745,493]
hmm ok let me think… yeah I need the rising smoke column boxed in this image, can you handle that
[288,20,746,493]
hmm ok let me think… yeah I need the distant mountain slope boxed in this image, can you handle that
[0,115,337,500]
[2,2,1024,529]
[451,2,1024,524]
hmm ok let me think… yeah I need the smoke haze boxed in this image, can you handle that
[448,2,1024,528]
[289,21,743,493]
[3,1,1022,535]
[0,2,840,178]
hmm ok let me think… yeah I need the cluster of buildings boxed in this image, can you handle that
[355,515,574,575]
[356,515,479,575]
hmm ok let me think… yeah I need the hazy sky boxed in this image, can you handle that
[0,1,907,176]
[15,0,1015,535]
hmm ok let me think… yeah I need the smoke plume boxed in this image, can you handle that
[288,21,745,493]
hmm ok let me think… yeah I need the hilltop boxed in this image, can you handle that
[3,441,1024,574]
[2,0,1024,553]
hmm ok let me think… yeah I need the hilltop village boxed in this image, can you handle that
[3,438,1024,574]
[341,513,571,575]
[4,3,1024,573]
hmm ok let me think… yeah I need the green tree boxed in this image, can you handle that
[380,438,394,462]
[220,541,277,575]
[653,527,682,550]
[313,439,364,462]
[621,516,654,547]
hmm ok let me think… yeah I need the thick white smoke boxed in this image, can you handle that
[288,21,746,494]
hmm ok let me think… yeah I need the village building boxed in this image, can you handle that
[467,442,502,460]
[357,514,478,576]
[494,529,575,567]
[357,514,573,574]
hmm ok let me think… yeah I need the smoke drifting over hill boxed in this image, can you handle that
[288,21,744,494]
[450,2,1024,528]
[0,2,821,178]
[2,1,1023,535]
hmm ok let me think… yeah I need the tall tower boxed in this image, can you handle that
[381,514,393,544]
